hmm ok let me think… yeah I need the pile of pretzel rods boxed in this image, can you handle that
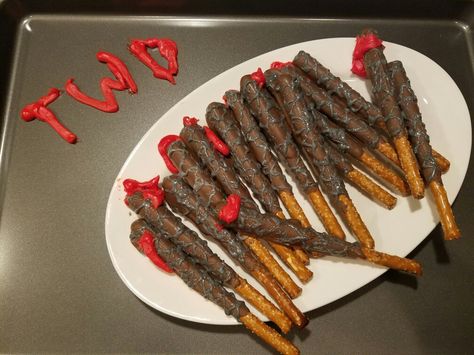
[122,29,460,354]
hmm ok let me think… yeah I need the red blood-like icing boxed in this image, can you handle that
[123,175,165,209]
[138,230,173,273]
[65,52,135,112]
[351,33,384,77]
[183,116,199,126]
[21,88,77,144]
[214,223,224,232]
[218,194,241,224]
[270,61,293,69]
[203,126,230,156]
[158,135,181,173]
[251,68,265,88]
[129,38,179,84]
[97,52,138,94]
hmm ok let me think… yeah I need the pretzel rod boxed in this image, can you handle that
[227,205,422,275]
[162,176,292,331]
[206,103,312,280]
[354,30,424,199]
[283,62,398,166]
[265,69,374,249]
[388,60,460,239]
[240,74,345,239]
[224,90,310,263]
[166,140,308,326]
[288,68,409,196]
[163,172,308,328]
[294,49,451,173]
[129,220,299,354]
[240,313,300,355]
[178,125,305,294]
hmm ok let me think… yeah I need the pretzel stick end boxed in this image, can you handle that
[362,247,422,276]
[240,313,300,355]
[429,180,461,240]
[308,189,346,240]
[393,136,425,199]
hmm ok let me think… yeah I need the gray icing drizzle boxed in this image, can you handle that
[206,102,282,214]
[180,124,258,211]
[363,46,407,139]
[240,74,319,194]
[293,50,384,127]
[388,60,440,183]
[224,90,293,194]
[129,219,248,320]
[227,205,364,259]
[264,69,347,200]
[162,175,260,273]
[126,191,237,289]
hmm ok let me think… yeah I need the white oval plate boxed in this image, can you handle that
[105,38,471,325]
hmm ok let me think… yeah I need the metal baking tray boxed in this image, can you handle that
[1,0,473,352]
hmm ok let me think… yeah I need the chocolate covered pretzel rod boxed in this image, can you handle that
[164,139,308,327]
[388,60,460,239]
[293,50,450,174]
[224,90,313,231]
[356,29,425,199]
[224,206,422,276]
[282,64,409,197]
[265,69,374,249]
[163,175,303,331]
[241,74,345,240]
[287,58,399,167]
[129,219,299,355]
[177,124,304,296]
[206,103,312,282]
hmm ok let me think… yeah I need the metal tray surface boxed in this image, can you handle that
[1,0,473,353]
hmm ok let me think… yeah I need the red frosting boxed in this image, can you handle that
[251,68,266,88]
[97,51,138,94]
[21,88,77,144]
[129,38,179,84]
[183,116,199,126]
[270,61,293,69]
[158,135,181,173]
[65,51,136,112]
[351,33,384,77]
[203,126,230,156]
[218,194,241,224]
[137,230,173,273]
[123,175,165,209]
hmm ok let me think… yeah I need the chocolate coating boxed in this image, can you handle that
[363,36,407,139]
[293,50,384,127]
[180,124,257,210]
[162,175,261,273]
[206,102,281,214]
[240,74,318,194]
[228,206,363,259]
[126,191,239,289]
[224,90,292,195]
[264,69,347,200]
[388,60,440,184]
[130,219,248,320]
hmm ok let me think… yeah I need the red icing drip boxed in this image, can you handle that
[203,126,230,156]
[21,88,77,144]
[218,194,241,224]
[123,175,164,209]
[158,135,181,173]
[129,38,179,84]
[251,68,265,88]
[270,61,293,69]
[351,33,384,77]
[138,230,173,273]
[65,51,135,112]
[183,116,199,126]
[214,223,224,232]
